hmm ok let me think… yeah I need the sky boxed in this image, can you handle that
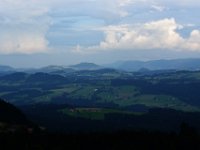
[0,0,200,67]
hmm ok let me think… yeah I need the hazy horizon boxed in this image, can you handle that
[2,56,200,69]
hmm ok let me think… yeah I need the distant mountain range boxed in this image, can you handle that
[106,58,200,71]
[18,63,102,75]
[1,58,200,73]
[0,65,14,72]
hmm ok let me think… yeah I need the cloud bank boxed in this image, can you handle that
[0,0,133,54]
[0,0,51,54]
[73,18,200,53]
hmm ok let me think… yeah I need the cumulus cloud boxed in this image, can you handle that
[0,0,135,54]
[0,26,49,54]
[0,0,51,54]
[73,18,200,53]
[184,30,200,50]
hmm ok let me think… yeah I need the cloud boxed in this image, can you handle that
[44,0,132,20]
[160,0,200,7]
[118,0,133,6]
[0,0,51,54]
[73,18,200,53]
[0,0,199,55]
[185,30,200,50]
[0,0,134,54]
[0,26,49,54]
[151,4,166,12]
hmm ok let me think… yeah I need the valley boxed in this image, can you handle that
[1,64,200,132]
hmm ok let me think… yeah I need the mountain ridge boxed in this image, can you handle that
[2,58,200,73]
[106,58,200,71]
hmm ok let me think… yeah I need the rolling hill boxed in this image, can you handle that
[107,58,200,71]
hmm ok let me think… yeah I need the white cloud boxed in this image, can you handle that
[118,0,133,6]
[0,0,133,54]
[184,30,200,51]
[160,0,200,7]
[73,18,200,53]
[0,0,199,55]
[151,4,166,12]
[0,0,51,54]
[0,26,49,54]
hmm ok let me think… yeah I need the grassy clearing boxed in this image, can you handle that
[96,86,139,102]
[60,108,142,120]
[69,85,100,99]
[32,84,200,112]
[50,84,80,93]
[116,94,200,112]
[0,92,12,97]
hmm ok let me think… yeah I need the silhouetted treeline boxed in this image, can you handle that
[0,125,200,150]
[0,99,30,125]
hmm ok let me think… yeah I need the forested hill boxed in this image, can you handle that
[0,98,31,125]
